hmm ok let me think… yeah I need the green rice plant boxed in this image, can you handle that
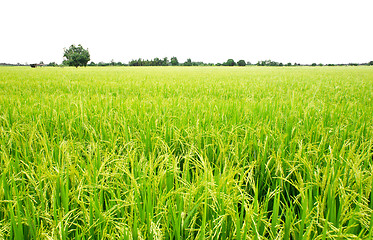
[0,66,372,239]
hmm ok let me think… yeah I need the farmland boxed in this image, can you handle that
[0,66,372,239]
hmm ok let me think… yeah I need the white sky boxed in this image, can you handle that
[1,0,372,64]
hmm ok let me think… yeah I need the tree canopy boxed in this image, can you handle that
[170,57,179,66]
[237,60,246,66]
[223,59,236,66]
[63,44,90,67]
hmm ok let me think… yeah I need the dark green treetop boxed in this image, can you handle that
[223,59,236,66]
[63,44,90,67]
[237,60,246,66]
[171,57,179,66]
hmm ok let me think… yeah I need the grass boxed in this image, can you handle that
[0,66,372,239]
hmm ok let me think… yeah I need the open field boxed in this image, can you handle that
[0,66,373,239]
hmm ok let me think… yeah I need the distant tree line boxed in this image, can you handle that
[49,58,373,67]
[3,54,373,68]
[0,63,29,66]
[254,60,373,67]
[88,60,127,67]
[124,57,216,66]
[3,59,372,67]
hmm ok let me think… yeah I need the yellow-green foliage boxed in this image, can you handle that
[0,66,372,239]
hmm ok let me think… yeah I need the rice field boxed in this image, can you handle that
[0,66,372,239]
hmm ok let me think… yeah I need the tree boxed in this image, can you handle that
[162,57,169,66]
[237,60,246,66]
[63,44,90,67]
[170,57,179,66]
[47,62,57,67]
[257,60,280,66]
[153,58,161,66]
[224,59,236,66]
[369,61,373,66]
[311,63,317,66]
[184,58,192,66]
